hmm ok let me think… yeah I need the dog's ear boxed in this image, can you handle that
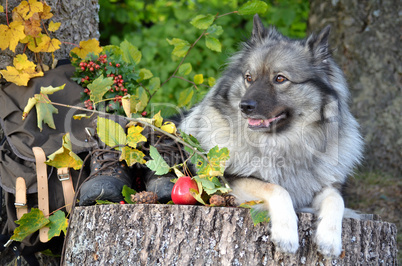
[306,26,331,63]
[251,14,267,43]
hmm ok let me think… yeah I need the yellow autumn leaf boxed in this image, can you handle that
[160,122,177,134]
[0,21,26,52]
[70,39,103,59]
[0,54,43,86]
[26,34,60,53]
[13,0,43,20]
[153,111,163,128]
[0,5,4,13]
[39,3,53,20]
[48,21,61,32]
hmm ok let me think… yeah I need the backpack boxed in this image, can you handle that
[0,62,93,264]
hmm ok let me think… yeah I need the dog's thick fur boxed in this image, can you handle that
[179,14,363,257]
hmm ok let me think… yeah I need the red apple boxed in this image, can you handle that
[171,176,198,205]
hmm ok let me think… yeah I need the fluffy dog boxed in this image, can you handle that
[179,14,363,257]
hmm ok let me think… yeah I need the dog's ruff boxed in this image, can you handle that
[179,14,363,257]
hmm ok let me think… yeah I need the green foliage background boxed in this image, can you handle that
[99,0,309,114]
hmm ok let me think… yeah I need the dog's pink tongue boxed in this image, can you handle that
[248,118,262,126]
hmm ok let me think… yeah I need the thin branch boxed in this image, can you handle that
[5,0,9,26]
[173,75,210,89]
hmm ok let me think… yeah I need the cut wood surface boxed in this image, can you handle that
[64,204,397,265]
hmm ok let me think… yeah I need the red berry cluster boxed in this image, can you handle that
[84,99,93,110]
[107,74,128,96]
[79,61,100,72]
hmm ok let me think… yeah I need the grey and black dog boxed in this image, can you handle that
[179,14,363,257]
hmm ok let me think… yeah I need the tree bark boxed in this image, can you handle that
[308,0,401,175]
[64,204,397,265]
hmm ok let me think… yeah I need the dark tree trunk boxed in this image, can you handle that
[308,0,401,175]
[64,205,398,265]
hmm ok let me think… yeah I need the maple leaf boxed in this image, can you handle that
[0,21,26,52]
[22,84,65,130]
[48,21,61,32]
[126,125,147,148]
[196,145,230,179]
[45,133,83,170]
[0,54,43,86]
[13,0,43,20]
[120,146,146,166]
[46,210,68,240]
[39,3,53,20]
[10,208,50,242]
[25,34,61,53]
[145,146,170,175]
[87,75,114,104]
[70,39,103,60]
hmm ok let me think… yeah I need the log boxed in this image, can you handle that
[64,205,397,265]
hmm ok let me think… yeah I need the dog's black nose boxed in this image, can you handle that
[240,100,257,115]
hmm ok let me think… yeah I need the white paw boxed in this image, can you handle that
[270,213,299,253]
[315,219,342,257]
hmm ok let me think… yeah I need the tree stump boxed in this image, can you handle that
[64,204,397,265]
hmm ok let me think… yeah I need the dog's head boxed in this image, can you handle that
[234,14,340,133]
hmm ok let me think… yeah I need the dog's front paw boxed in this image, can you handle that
[315,219,342,257]
[270,216,299,253]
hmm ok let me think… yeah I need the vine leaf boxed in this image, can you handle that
[126,125,147,148]
[10,208,50,242]
[145,146,170,175]
[190,14,215,30]
[45,133,83,170]
[97,117,126,150]
[0,21,26,52]
[238,0,268,15]
[22,84,65,131]
[46,210,68,240]
[88,75,114,104]
[70,39,103,60]
[166,38,190,58]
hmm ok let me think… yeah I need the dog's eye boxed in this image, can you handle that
[275,75,288,84]
[245,74,253,83]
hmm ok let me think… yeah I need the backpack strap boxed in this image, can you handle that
[15,177,28,220]
[57,167,75,213]
[32,147,49,243]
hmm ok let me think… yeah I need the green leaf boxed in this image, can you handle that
[138,68,153,81]
[120,146,146,166]
[41,84,65,95]
[145,146,170,175]
[193,176,230,195]
[148,77,160,92]
[178,87,195,107]
[238,0,268,15]
[11,208,50,242]
[120,40,141,65]
[206,25,223,36]
[47,210,68,240]
[239,200,264,208]
[88,75,114,104]
[96,200,117,205]
[178,63,192,76]
[122,185,136,204]
[166,38,190,58]
[126,125,147,148]
[205,36,221,52]
[190,14,215,30]
[45,133,83,170]
[250,208,270,226]
[179,130,206,166]
[208,77,216,87]
[96,117,127,149]
[194,74,204,85]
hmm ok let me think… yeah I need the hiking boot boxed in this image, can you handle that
[79,116,132,206]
